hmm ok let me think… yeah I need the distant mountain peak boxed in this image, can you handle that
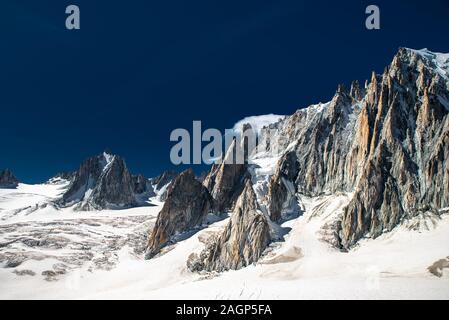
[0,168,19,189]
[60,151,137,210]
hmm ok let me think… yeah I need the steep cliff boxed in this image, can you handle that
[261,48,449,248]
[187,180,271,272]
[146,169,214,258]
[60,151,137,210]
[0,169,19,188]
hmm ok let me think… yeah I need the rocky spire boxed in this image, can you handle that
[151,170,178,201]
[152,170,178,191]
[350,80,363,101]
[202,124,253,213]
[132,174,154,195]
[187,180,271,272]
[146,169,214,258]
[257,48,448,250]
[60,151,137,210]
[141,48,448,271]
[0,169,19,189]
[337,83,348,94]
[268,151,300,222]
[338,48,449,248]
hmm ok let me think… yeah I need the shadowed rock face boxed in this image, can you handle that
[0,169,19,188]
[145,48,447,269]
[187,180,271,272]
[132,174,154,196]
[146,169,213,258]
[52,172,75,182]
[339,48,449,248]
[268,151,300,222]
[203,125,254,213]
[263,48,449,249]
[152,170,178,191]
[60,152,137,210]
[151,170,178,201]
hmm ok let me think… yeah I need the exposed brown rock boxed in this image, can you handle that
[187,180,271,272]
[260,48,449,248]
[339,48,449,248]
[203,125,253,213]
[146,169,213,258]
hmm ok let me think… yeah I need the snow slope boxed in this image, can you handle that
[1,185,448,299]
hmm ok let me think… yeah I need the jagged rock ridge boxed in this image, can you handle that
[132,174,154,196]
[187,180,271,272]
[202,125,255,213]
[151,170,178,201]
[146,48,448,270]
[146,169,213,258]
[0,169,19,188]
[60,151,137,210]
[260,48,449,249]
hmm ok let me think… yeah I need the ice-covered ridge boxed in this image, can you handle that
[403,47,449,81]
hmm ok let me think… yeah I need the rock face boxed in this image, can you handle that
[147,48,448,270]
[47,172,76,185]
[60,152,137,210]
[0,169,19,188]
[261,48,449,248]
[132,174,154,196]
[153,170,178,191]
[339,48,449,248]
[151,170,178,201]
[203,125,253,213]
[146,169,213,258]
[53,172,75,182]
[187,180,271,272]
[268,151,300,222]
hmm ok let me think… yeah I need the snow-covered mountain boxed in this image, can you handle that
[260,47,449,249]
[148,47,449,272]
[59,151,138,210]
[0,48,448,299]
[57,151,171,211]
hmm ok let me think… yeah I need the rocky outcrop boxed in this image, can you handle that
[196,171,208,183]
[153,170,178,190]
[263,82,361,222]
[203,124,254,213]
[0,169,19,188]
[146,169,213,258]
[187,180,271,272]
[338,48,449,248]
[47,172,76,185]
[261,48,449,248]
[60,152,137,210]
[151,170,178,201]
[142,48,447,270]
[132,174,154,196]
[53,172,75,182]
[268,151,300,222]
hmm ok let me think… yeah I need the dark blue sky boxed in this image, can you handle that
[1,0,448,183]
